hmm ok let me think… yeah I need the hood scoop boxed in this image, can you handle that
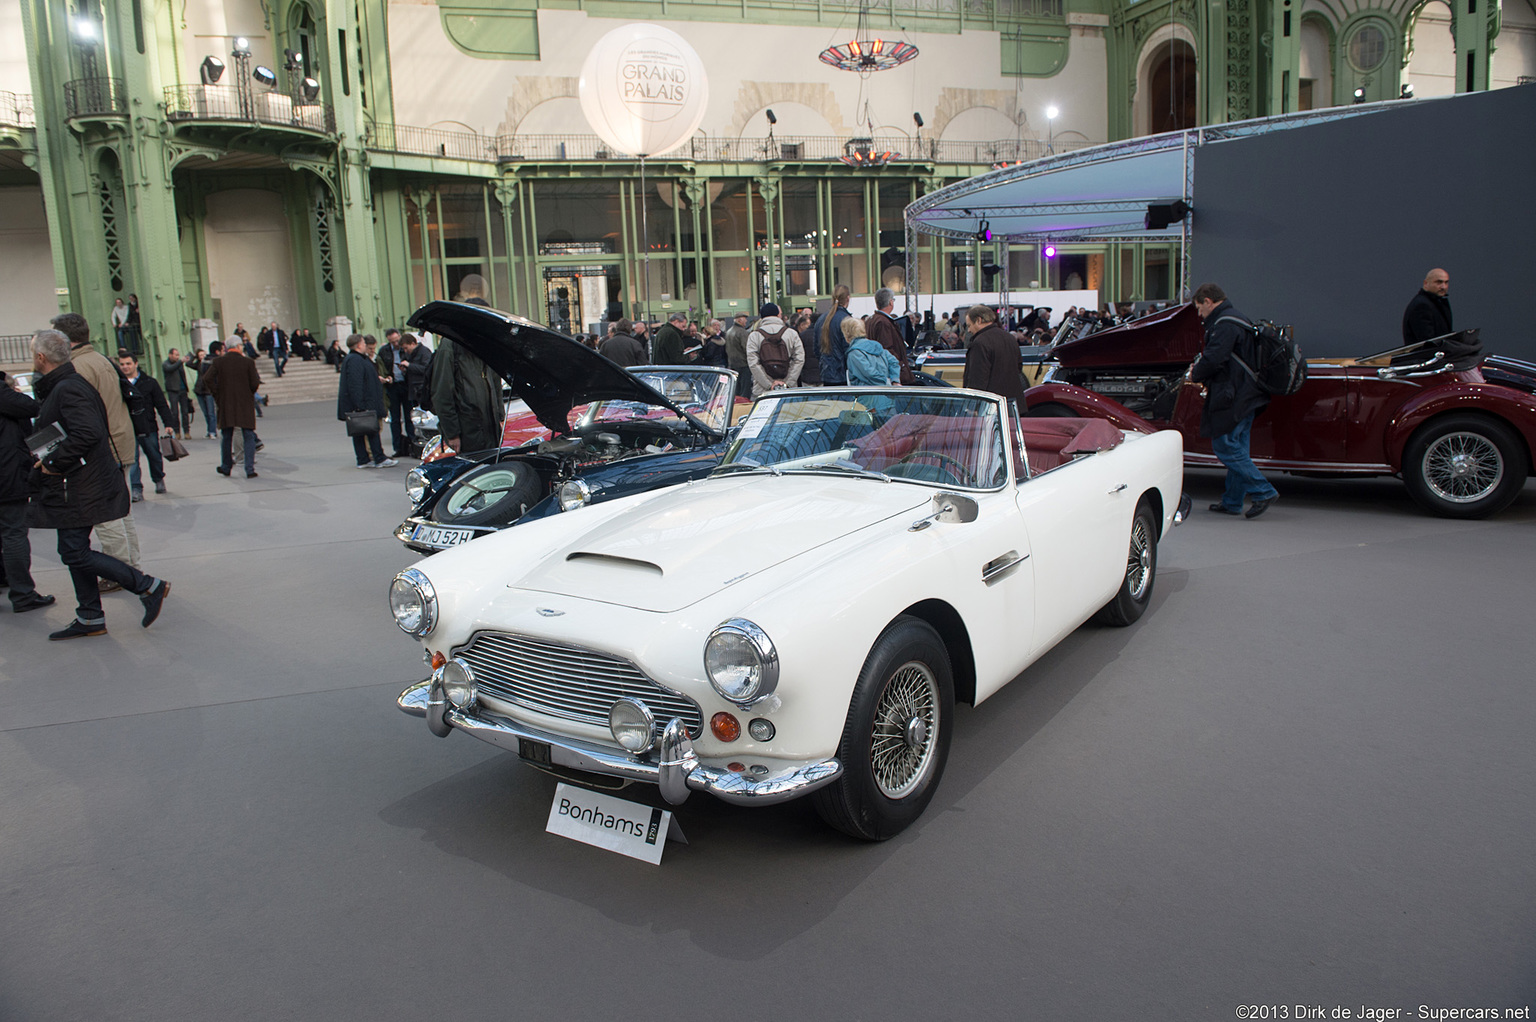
[564,552,664,578]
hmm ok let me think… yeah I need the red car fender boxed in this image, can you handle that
[1023,382,1162,435]
[1381,382,1536,473]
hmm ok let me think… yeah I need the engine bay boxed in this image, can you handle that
[1053,368,1187,420]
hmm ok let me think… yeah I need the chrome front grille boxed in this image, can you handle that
[455,631,704,741]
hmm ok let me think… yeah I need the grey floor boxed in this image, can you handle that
[2,401,1533,1021]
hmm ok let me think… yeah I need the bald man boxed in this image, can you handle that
[1402,267,1452,346]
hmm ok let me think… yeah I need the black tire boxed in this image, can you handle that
[1401,414,1527,520]
[1092,497,1158,627]
[813,617,955,841]
[430,462,543,527]
[1025,401,1076,418]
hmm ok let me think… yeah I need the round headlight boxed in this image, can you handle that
[405,467,429,504]
[441,658,476,708]
[558,478,592,512]
[389,568,437,637]
[703,619,779,705]
[608,697,656,754]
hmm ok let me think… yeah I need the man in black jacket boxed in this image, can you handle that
[1402,268,1452,346]
[0,370,54,612]
[27,330,169,639]
[1188,283,1279,519]
[961,304,1024,403]
[430,275,504,455]
[339,334,395,469]
[117,352,176,501]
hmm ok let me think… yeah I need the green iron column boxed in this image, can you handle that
[1453,0,1495,91]
[494,177,521,316]
[325,0,383,332]
[1268,0,1302,114]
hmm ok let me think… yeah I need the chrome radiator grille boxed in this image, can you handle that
[455,631,703,740]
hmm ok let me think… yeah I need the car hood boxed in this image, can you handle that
[1051,302,1206,367]
[406,300,716,437]
[508,475,931,613]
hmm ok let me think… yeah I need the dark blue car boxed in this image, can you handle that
[396,301,739,554]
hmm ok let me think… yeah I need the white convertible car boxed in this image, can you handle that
[395,384,1188,840]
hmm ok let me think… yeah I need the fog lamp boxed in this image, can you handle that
[440,658,476,708]
[558,478,592,512]
[747,718,775,742]
[711,712,741,742]
[608,698,656,754]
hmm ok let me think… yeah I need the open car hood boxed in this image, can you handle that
[1051,302,1206,367]
[406,301,718,438]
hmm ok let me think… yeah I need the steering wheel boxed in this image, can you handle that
[892,449,970,485]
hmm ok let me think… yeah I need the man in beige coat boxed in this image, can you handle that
[52,312,140,577]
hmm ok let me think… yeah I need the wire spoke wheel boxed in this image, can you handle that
[869,661,939,799]
[1125,515,1154,601]
[1422,431,1503,503]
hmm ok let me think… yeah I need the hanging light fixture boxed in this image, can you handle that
[840,138,898,167]
[819,0,918,75]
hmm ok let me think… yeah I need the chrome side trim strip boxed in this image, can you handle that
[1184,453,1392,474]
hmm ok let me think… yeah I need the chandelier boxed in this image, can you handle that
[819,1,918,75]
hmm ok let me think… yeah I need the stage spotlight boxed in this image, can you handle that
[981,261,1002,282]
[283,48,303,71]
[765,109,777,125]
[253,65,277,88]
[232,36,251,57]
[1353,87,1366,103]
[301,77,321,101]
[977,219,992,243]
[1145,199,1191,230]
[200,55,226,84]
[1400,83,1415,99]
[913,112,924,127]
[1043,243,1056,259]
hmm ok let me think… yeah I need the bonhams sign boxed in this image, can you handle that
[579,23,709,158]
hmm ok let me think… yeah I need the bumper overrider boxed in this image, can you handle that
[397,678,842,806]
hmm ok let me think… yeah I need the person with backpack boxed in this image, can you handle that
[1189,282,1279,519]
[746,303,804,399]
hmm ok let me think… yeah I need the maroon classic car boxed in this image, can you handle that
[1025,303,1536,518]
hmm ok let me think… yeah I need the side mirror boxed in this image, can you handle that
[909,492,979,531]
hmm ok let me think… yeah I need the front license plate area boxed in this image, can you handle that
[518,738,552,766]
[411,523,476,548]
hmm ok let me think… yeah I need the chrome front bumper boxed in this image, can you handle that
[397,679,842,807]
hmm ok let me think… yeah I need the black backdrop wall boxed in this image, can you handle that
[1189,86,1536,361]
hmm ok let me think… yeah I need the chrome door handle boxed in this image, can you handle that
[1109,483,1127,494]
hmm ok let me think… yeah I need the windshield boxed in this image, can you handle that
[720,389,1008,489]
[575,367,734,435]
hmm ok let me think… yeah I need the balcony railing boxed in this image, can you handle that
[363,124,1090,166]
[0,92,36,130]
[1,335,35,364]
[364,121,498,161]
[64,77,126,119]
[163,84,335,133]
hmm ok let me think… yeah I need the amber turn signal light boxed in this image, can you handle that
[711,712,741,742]
[430,651,447,670]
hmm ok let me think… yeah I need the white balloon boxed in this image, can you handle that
[578,23,709,158]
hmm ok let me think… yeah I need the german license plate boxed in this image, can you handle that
[411,523,476,548]
[518,738,552,766]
